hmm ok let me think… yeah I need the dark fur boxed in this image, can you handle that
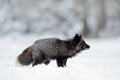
[17,34,90,67]
[18,47,33,65]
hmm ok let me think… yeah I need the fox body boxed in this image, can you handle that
[17,34,90,67]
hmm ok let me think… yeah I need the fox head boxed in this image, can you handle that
[76,35,90,52]
[71,34,90,53]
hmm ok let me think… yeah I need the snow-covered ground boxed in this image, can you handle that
[0,35,120,80]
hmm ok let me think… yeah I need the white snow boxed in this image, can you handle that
[0,35,120,80]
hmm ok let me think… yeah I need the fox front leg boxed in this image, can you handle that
[56,59,64,67]
[63,59,67,67]
[56,58,67,67]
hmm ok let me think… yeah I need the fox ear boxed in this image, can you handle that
[71,34,80,46]
[79,35,82,39]
[74,34,79,40]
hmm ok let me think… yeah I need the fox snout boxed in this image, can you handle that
[86,44,90,49]
[76,41,90,53]
[81,43,90,50]
[84,44,90,50]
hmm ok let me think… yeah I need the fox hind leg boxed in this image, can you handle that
[32,58,44,67]
[44,59,50,65]
[32,55,45,67]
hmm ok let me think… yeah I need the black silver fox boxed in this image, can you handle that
[17,34,90,67]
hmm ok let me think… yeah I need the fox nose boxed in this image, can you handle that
[86,45,90,49]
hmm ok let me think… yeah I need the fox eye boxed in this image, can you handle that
[82,41,85,45]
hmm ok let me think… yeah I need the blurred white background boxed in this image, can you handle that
[0,0,120,38]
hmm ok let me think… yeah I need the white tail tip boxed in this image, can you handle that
[15,56,23,67]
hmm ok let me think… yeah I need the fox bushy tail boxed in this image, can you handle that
[16,47,33,66]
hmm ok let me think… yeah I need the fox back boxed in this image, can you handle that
[31,38,76,59]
